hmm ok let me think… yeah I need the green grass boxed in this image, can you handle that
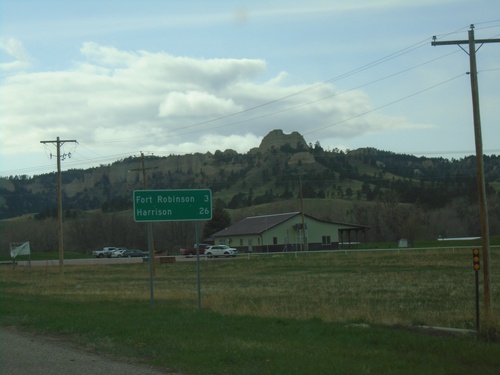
[1,249,500,374]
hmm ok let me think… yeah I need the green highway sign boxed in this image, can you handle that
[133,189,212,222]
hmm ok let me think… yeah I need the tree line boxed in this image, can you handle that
[1,205,232,257]
[1,141,499,255]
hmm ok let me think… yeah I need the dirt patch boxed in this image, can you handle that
[0,327,179,375]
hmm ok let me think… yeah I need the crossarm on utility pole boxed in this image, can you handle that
[432,38,500,46]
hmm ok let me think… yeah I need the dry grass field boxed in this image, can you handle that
[2,247,500,374]
[4,248,499,328]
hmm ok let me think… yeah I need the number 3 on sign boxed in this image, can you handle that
[204,194,209,202]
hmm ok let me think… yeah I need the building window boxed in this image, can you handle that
[240,239,243,246]
[273,237,278,245]
[322,235,331,245]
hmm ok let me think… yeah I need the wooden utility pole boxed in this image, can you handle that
[130,152,157,276]
[297,172,308,252]
[40,137,77,275]
[432,25,500,327]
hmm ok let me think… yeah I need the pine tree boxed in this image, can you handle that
[203,206,232,239]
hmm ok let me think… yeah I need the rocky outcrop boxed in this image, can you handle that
[258,129,308,151]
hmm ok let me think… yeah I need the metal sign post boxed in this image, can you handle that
[195,223,202,311]
[133,189,212,309]
[472,248,480,331]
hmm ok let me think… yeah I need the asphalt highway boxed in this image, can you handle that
[12,255,237,268]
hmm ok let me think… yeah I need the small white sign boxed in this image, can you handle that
[10,242,31,258]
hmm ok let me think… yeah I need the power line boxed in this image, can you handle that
[78,36,439,147]
[303,73,466,136]
[66,26,495,150]
[76,48,465,149]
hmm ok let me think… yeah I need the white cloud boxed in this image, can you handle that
[80,42,136,67]
[144,133,263,156]
[158,91,243,118]
[0,42,428,173]
[0,37,31,71]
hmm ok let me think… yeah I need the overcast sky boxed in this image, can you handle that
[1,0,499,177]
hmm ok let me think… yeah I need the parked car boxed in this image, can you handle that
[110,248,127,258]
[119,249,148,258]
[107,247,127,258]
[180,243,210,257]
[205,245,237,258]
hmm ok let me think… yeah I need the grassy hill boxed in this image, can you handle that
[1,130,499,250]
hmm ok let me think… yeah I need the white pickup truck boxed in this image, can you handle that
[92,247,118,258]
